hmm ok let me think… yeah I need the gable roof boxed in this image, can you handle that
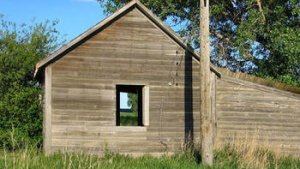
[34,0,220,79]
[34,0,300,95]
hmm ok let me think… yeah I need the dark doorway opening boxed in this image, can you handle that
[116,85,143,126]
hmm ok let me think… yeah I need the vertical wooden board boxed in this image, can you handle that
[44,65,52,155]
[143,86,150,126]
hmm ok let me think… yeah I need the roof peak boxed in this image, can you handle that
[34,0,203,78]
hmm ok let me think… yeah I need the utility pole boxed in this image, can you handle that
[200,0,213,166]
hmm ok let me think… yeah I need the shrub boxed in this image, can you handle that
[0,17,63,149]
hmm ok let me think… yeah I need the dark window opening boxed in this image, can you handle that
[116,85,143,126]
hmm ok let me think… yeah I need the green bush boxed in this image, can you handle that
[0,17,63,149]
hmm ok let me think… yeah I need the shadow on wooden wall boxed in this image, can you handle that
[184,50,194,148]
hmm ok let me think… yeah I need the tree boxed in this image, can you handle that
[127,93,138,113]
[0,17,63,149]
[98,0,300,87]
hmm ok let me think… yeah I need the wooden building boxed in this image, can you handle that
[35,0,300,156]
[215,69,300,156]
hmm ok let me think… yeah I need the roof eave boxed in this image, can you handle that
[34,0,138,79]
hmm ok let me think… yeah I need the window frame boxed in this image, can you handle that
[116,84,149,127]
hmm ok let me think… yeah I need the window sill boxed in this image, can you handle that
[115,126,147,132]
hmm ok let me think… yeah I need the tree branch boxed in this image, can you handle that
[256,0,266,24]
[211,30,232,44]
[211,30,254,59]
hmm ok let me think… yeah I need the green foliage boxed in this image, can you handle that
[98,0,300,87]
[127,92,138,113]
[0,17,63,149]
[214,145,241,169]
[120,112,138,126]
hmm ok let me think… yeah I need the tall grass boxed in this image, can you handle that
[214,144,300,169]
[214,129,300,169]
[0,146,204,169]
[0,130,299,169]
[1,143,299,169]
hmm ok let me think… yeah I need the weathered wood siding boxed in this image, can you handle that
[216,77,300,156]
[47,8,201,154]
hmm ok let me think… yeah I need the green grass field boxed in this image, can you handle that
[120,112,138,126]
[1,144,299,169]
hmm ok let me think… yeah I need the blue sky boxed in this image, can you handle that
[0,0,105,42]
[0,0,130,108]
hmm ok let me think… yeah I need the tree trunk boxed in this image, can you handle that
[200,0,213,166]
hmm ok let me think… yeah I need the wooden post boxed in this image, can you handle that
[44,66,52,155]
[200,0,213,166]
